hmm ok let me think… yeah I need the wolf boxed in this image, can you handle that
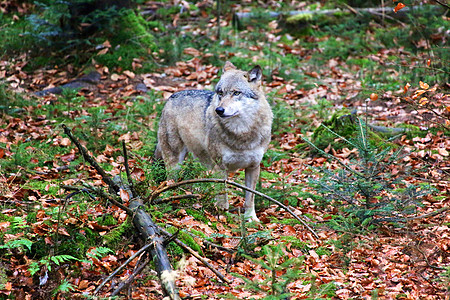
[155,61,273,221]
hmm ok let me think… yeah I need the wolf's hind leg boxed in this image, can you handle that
[214,168,229,211]
[244,165,260,222]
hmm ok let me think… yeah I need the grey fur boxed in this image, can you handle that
[155,62,273,221]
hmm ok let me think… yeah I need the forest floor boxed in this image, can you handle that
[0,1,449,299]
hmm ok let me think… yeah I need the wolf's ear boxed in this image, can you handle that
[248,65,262,83]
[223,61,237,72]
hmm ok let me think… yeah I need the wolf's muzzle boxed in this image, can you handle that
[215,107,225,116]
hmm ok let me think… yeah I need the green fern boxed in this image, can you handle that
[52,279,75,297]
[86,247,114,261]
[0,238,32,252]
[28,255,79,276]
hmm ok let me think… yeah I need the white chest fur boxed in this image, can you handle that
[220,147,265,171]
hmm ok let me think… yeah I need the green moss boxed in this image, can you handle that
[94,10,156,71]
[103,220,132,246]
[167,226,202,255]
[97,214,117,227]
[120,11,156,51]
[184,209,208,224]
[311,109,355,150]
[286,12,314,23]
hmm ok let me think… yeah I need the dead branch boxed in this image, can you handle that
[94,242,153,295]
[128,198,179,299]
[62,125,180,300]
[111,254,151,297]
[233,5,438,23]
[432,0,450,10]
[62,124,120,194]
[122,140,136,197]
[184,230,234,254]
[148,178,319,239]
[159,227,232,284]
[60,184,133,215]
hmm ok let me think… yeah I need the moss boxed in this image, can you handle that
[103,220,133,247]
[286,12,314,23]
[120,10,156,51]
[311,108,356,150]
[94,10,156,71]
[167,226,202,255]
[97,214,117,227]
[184,208,209,224]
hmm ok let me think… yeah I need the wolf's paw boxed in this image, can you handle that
[244,210,260,223]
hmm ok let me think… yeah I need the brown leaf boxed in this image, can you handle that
[438,148,449,156]
[419,81,429,90]
[123,70,135,79]
[282,225,296,236]
[183,47,201,57]
[120,188,130,203]
[393,2,406,12]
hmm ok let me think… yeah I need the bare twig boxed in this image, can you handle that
[122,140,136,197]
[62,124,120,194]
[148,178,319,239]
[60,184,133,215]
[159,227,232,284]
[184,230,234,253]
[62,125,180,299]
[111,253,151,296]
[94,242,153,295]
[432,0,450,10]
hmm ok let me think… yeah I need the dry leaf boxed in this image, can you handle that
[394,2,406,12]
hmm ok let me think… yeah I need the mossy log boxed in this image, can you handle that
[128,198,180,299]
[233,5,436,26]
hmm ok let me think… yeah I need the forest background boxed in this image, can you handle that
[0,0,449,299]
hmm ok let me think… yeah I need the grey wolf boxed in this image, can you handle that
[155,61,273,221]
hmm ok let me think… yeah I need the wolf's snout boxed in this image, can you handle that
[215,107,225,116]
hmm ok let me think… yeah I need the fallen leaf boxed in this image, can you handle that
[419,81,429,90]
[120,188,130,203]
[394,2,406,12]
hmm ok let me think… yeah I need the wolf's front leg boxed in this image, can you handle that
[244,165,260,222]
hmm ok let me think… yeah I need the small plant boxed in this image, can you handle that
[28,254,80,276]
[52,279,75,297]
[228,244,304,299]
[305,117,435,232]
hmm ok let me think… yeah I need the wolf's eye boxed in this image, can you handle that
[233,91,241,96]
[216,91,223,97]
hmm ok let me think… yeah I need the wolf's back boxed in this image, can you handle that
[166,90,214,109]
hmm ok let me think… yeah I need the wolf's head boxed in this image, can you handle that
[213,61,264,122]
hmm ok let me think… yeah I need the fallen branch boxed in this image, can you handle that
[148,178,319,239]
[233,5,438,23]
[62,124,120,194]
[153,193,202,204]
[60,184,133,215]
[62,125,180,300]
[111,254,151,297]
[94,242,153,295]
